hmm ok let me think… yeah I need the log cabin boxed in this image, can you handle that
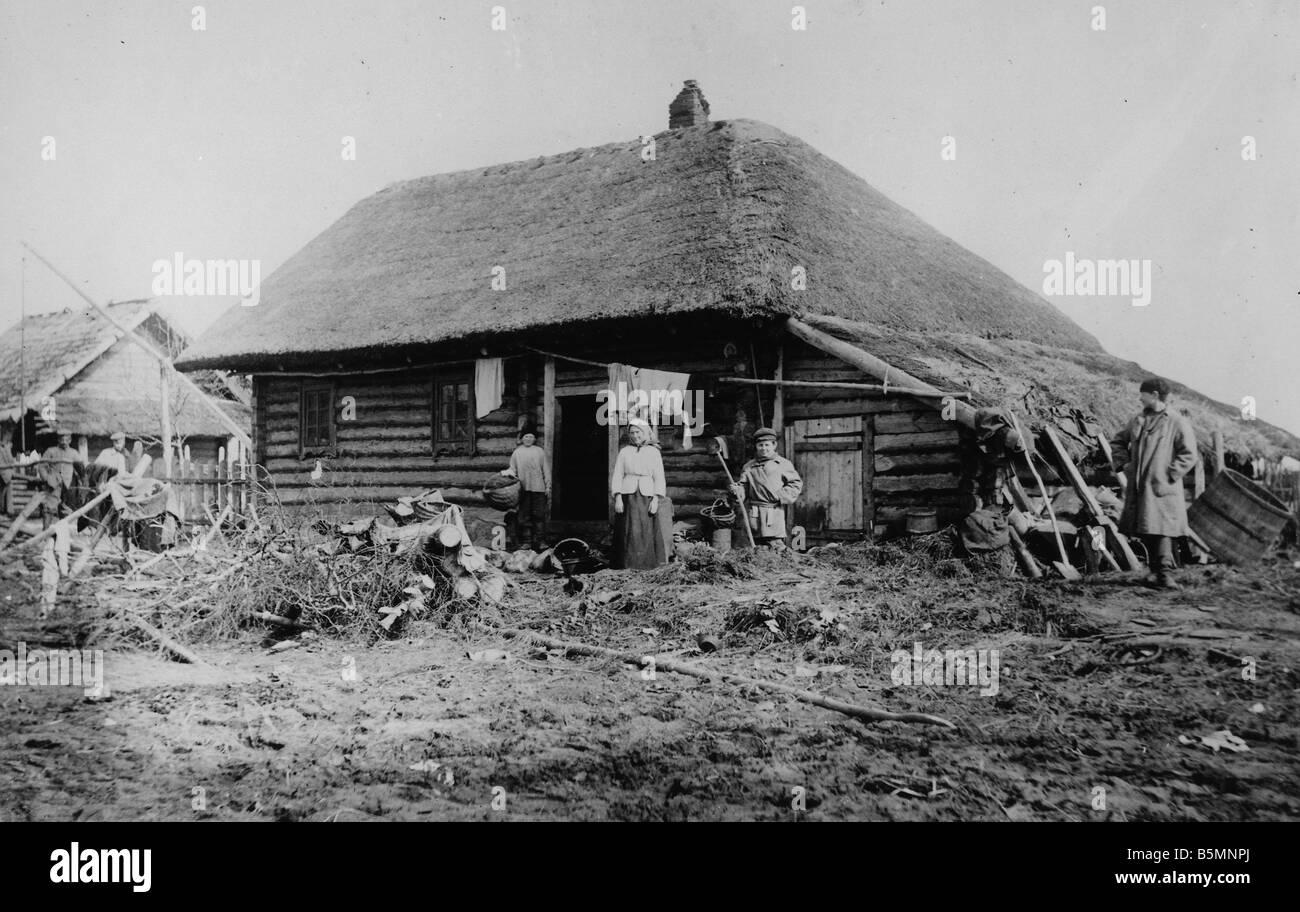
[174,82,1300,547]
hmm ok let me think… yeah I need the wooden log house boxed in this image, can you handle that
[174,82,1300,546]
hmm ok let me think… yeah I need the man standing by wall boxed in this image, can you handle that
[731,427,804,547]
[39,429,84,526]
[1111,378,1198,590]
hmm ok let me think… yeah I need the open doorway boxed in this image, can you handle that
[553,394,608,520]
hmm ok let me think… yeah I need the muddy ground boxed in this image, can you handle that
[2,541,1298,821]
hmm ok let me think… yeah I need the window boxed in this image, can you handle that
[432,372,474,456]
[300,382,335,454]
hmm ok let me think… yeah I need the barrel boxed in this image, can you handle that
[1188,469,1290,564]
[905,508,938,535]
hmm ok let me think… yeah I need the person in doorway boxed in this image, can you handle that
[503,427,550,551]
[1110,377,1198,590]
[95,431,130,477]
[611,418,668,569]
[731,427,804,547]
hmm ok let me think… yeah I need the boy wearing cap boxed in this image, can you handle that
[730,427,803,547]
[95,431,130,477]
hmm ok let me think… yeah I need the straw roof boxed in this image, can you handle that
[176,118,1103,371]
[0,301,248,438]
[803,316,1300,458]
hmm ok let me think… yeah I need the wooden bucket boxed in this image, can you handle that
[905,508,938,535]
[1188,469,1290,564]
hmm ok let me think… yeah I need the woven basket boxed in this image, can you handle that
[1188,469,1291,564]
[481,476,521,510]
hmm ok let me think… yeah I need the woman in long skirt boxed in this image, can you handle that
[611,420,668,569]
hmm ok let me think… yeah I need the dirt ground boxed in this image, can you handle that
[2,542,1299,822]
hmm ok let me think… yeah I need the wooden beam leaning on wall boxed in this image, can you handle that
[783,316,977,430]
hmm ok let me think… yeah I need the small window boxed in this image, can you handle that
[432,372,475,456]
[300,382,335,454]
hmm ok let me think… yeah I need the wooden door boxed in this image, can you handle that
[786,416,867,537]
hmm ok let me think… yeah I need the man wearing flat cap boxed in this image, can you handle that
[95,431,130,478]
[39,429,84,525]
[730,427,803,547]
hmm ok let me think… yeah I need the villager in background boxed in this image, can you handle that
[1111,377,1198,589]
[39,429,83,524]
[0,425,15,515]
[731,427,804,547]
[611,419,668,569]
[504,427,550,551]
[94,431,129,477]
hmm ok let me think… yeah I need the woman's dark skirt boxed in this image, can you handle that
[614,492,670,570]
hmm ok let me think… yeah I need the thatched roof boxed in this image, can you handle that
[176,118,1103,371]
[804,315,1300,458]
[0,301,249,438]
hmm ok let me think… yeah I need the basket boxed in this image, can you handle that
[700,498,736,528]
[1188,469,1291,564]
[481,475,521,510]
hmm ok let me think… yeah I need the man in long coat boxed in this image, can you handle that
[1110,377,1198,589]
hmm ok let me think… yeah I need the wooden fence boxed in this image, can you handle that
[160,451,251,526]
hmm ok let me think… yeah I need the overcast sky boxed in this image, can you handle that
[2,0,1296,435]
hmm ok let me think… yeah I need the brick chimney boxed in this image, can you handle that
[668,80,710,129]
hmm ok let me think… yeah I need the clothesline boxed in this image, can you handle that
[523,346,611,370]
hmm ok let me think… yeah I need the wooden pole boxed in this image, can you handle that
[19,241,251,449]
[1008,413,1078,580]
[0,489,112,554]
[542,356,556,525]
[159,362,174,478]
[717,376,963,396]
[1040,425,1142,571]
[772,341,784,435]
[0,494,46,549]
[784,316,977,428]
[1212,430,1225,477]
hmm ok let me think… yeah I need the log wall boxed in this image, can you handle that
[248,325,973,542]
[782,339,969,536]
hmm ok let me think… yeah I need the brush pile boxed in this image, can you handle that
[3,486,515,659]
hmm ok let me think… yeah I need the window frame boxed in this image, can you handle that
[431,370,476,457]
[298,380,337,458]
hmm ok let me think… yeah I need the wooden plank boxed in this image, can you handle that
[863,415,875,534]
[543,356,555,522]
[873,474,962,493]
[873,431,960,453]
[874,452,962,474]
[873,411,956,435]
